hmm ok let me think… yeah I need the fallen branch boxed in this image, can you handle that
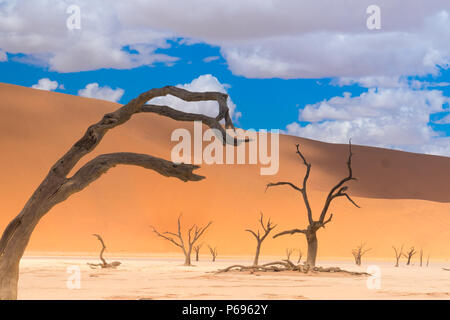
[215,261,369,276]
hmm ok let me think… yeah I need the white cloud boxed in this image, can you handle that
[78,83,124,103]
[0,50,7,62]
[203,56,220,63]
[2,1,450,78]
[0,0,177,72]
[149,74,241,121]
[31,78,60,91]
[286,86,450,155]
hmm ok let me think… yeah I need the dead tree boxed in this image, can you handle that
[193,243,203,262]
[245,212,276,265]
[267,142,359,267]
[0,86,241,300]
[87,234,121,269]
[297,249,303,264]
[285,248,294,261]
[352,243,371,266]
[151,215,211,266]
[208,246,218,262]
[393,245,403,267]
[419,248,423,267]
[403,247,416,266]
[427,254,430,267]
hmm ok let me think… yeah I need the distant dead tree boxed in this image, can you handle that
[419,248,423,267]
[285,248,294,261]
[151,215,212,266]
[392,245,403,267]
[267,142,359,267]
[427,254,430,267]
[0,85,242,299]
[351,243,371,266]
[297,249,303,264]
[193,243,203,262]
[245,212,276,265]
[208,246,218,262]
[403,247,417,266]
[87,234,121,269]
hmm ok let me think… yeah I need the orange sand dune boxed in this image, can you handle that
[0,83,449,259]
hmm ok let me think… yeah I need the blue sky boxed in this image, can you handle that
[1,1,450,156]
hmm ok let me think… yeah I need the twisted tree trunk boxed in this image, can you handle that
[0,85,239,300]
[306,231,318,267]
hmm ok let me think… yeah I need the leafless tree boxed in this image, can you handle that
[193,243,203,262]
[297,249,303,264]
[419,248,423,267]
[267,142,359,267]
[393,245,403,267]
[208,245,218,262]
[245,212,276,265]
[427,253,430,267]
[352,243,371,266]
[0,85,241,299]
[87,234,121,269]
[285,248,294,261]
[151,215,212,266]
[403,247,417,266]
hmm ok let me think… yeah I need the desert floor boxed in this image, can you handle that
[17,255,449,300]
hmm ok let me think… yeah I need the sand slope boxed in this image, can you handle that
[0,83,449,259]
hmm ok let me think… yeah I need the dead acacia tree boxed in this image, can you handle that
[245,212,276,266]
[151,215,212,266]
[297,249,303,264]
[208,245,218,262]
[267,142,359,267]
[352,243,371,266]
[403,247,417,266]
[285,248,294,261]
[87,234,121,269]
[0,85,241,300]
[393,245,403,267]
[193,243,203,262]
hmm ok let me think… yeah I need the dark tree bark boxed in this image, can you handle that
[193,243,203,262]
[0,85,239,300]
[392,245,403,267]
[268,142,359,267]
[351,243,371,266]
[403,247,416,266]
[245,212,276,266]
[208,245,218,262]
[151,215,212,266]
[87,234,121,269]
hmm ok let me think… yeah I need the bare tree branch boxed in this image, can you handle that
[273,228,307,238]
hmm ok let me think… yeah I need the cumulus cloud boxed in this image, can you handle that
[0,50,7,62]
[286,86,450,155]
[0,0,177,72]
[2,1,450,78]
[31,78,61,91]
[149,74,241,121]
[78,83,124,102]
